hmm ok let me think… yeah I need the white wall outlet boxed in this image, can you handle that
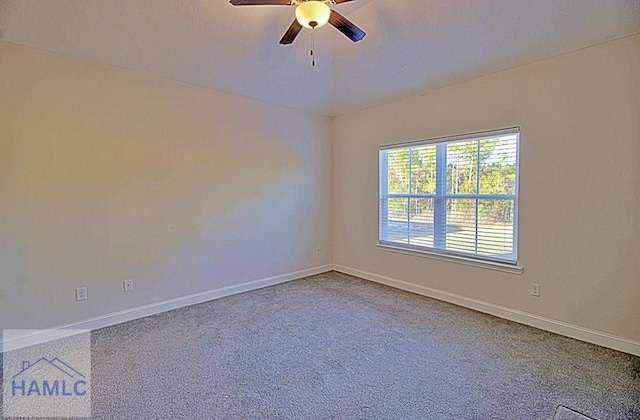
[123,279,134,292]
[316,247,321,255]
[530,283,540,297]
[75,287,87,301]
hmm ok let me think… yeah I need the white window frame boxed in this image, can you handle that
[378,127,522,274]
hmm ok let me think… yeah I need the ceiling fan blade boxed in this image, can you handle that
[229,0,291,5]
[332,0,356,3]
[328,10,365,42]
[279,20,303,45]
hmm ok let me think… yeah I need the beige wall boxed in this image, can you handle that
[0,41,332,331]
[2,34,639,347]
[333,34,640,342]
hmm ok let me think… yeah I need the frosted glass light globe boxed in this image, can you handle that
[295,1,331,29]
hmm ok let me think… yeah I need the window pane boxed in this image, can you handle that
[379,128,519,264]
[387,149,410,194]
[479,137,517,195]
[384,197,409,244]
[477,199,514,260]
[447,141,478,195]
[445,199,477,253]
[408,198,434,248]
[410,146,437,194]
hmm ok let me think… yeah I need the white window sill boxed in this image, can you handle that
[376,243,524,275]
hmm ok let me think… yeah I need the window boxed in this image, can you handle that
[379,128,519,265]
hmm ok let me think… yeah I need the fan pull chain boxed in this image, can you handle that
[310,29,315,67]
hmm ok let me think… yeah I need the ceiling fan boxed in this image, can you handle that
[229,0,366,45]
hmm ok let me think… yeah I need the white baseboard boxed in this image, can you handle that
[5,264,637,357]
[333,264,640,356]
[1,265,333,353]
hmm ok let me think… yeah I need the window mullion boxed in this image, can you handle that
[434,144,447,249]
[379,151,389,241]
[475,140,480,255]
[407,149,412,243]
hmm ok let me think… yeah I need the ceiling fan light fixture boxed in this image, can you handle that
[295,1,331,29]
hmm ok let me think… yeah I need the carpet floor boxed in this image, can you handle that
[3,271,640,419]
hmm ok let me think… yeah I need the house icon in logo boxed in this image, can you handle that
[11,358,88,397]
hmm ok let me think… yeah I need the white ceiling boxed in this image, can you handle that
[1,0,639,116]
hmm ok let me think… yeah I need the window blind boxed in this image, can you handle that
[379,128,519,264]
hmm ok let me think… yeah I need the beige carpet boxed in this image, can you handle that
[2,271,639,419]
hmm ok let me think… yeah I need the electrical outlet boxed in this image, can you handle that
[530,283,540,297]
[123,279,134,292]
[316,247,321,255]
[75,287,87,301]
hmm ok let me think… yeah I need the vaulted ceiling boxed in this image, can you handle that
[1,0,639,116]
